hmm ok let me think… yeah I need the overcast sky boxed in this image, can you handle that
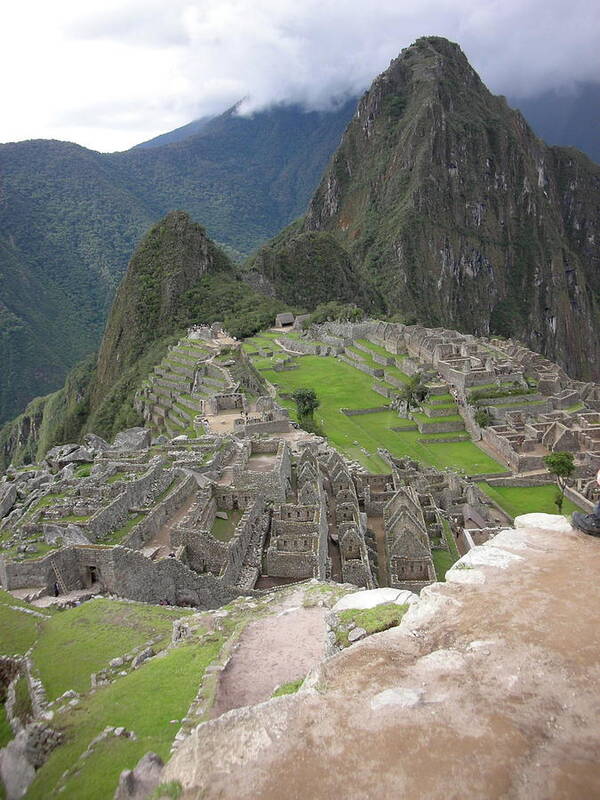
[2,0,599,152]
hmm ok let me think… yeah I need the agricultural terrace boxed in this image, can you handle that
[478,483,581,519]
[247,337,503,476]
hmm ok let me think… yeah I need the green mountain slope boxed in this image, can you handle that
[253,37,600,380]
[0,212,286,467]
[0,101,355,425]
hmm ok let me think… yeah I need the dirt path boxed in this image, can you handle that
[211,590,326,718]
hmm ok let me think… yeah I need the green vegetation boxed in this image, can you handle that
[102,513,147,545]
[150,782,183,800]
[12,675,33,725]
[74,463,93,478]
[31,599,192,700]
[0,703,12,748]
[271,678,304,697]
[248,228,372,309]
[211,510,243,542]
[432,519,461,580]
[543,451,576,514]
[432,549,456,581]
[290,387,324,435]
[394,373,429,412]
[335,603,409,648]
[302,302,365,328]
[478,482,581,519]
[0,99,356,430]
[253,352,502,474]
[26,634,221,800]
[0,590,44,655]
[474,407,493,428]
[469,384,535,402]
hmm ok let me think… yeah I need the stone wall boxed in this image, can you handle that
[1,545,239,608]
[341,406,389,416]
[84,459,171,542]
[122,475,197,550]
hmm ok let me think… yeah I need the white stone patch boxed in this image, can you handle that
[277,606,301,617]
[483,529,531,550]
[370,688,423,711]
[445,566,486,585]
[514,513,572,533]
[466,640,496,653]
[459,545,523,570]
[333,588,418,613]
[416,649,466,672]
[402,591,460,629]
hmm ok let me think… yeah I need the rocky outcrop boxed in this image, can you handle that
[254,36,600,381]
[112,428,151,453]
[0,482,17,519]
[92,212,232,407]
[113,752,164,800]
[161,519,600,799]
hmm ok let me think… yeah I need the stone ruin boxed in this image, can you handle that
[3,316,596,609]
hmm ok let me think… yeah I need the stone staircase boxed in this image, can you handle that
[136,337,238,438]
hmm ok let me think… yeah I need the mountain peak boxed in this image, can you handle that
[256,37,600,381]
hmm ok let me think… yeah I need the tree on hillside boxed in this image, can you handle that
[393,374,428,416]
[543,451,575,514]
[291,388,322,435]
[291,388,319,419]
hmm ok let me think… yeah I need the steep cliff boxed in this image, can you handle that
[254,37,600,379]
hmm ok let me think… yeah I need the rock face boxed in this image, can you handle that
[162,521,600,799]
[112,428,151,453]
[92,211,230,406]
[0,481,17,519]
[113,752,164,800]
[253,36,600,381]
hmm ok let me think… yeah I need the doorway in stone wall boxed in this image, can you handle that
[85,565,100,587]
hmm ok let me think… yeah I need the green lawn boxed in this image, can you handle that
[32,599,193,700]
[0,590,45,655]
[432,549,457,581]
[0,702,12,748]
[478,483,582,519]
[257,355,503,475]
[211,510,243,542]
[355,338,392,358]
[26,633,221,800]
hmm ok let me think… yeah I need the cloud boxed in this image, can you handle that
[2,0,599,150]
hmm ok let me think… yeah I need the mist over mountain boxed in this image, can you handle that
[251,37,600,380]
[1,33,599,430]
[510,82,600,165]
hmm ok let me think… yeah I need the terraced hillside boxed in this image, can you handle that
[136,337,236,439]
[242,329,504,476]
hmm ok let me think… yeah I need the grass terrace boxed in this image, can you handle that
[31,599,192,700]
[0,589,45,655]
[211,510,243,542]
[477,483,582,519]
[26,623,214,800]
[102,512,148,545]
[256,353,503,475]
[355,338,393,358]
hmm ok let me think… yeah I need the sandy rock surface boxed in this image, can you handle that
[164,520,600,800]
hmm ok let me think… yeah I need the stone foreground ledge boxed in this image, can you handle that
[163,518,600,800]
